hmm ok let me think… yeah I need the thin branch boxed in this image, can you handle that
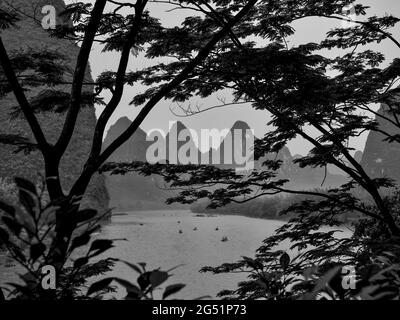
[87,0,148,166]
[0,38,49,152]
[170,100,253,117]
[55,0,108,157]
[323,15,400,50]
[97,0,259,167]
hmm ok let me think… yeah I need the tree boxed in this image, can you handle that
[0,0,258,269]
[101,0,400,299]
[104,0,400,234]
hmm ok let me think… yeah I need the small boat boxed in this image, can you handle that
[221,236,228,242]
[193,227,198,231]
[215,227,219,231]
[179,230,183,234]
[178,221,181,224]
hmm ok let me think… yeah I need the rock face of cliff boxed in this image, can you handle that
[0,0,109,213]
[361,105,400,183]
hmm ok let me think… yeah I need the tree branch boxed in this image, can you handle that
[0,37,49,152]
[87,0,147,166]
[98,0,259,166]
[55,0,108,157]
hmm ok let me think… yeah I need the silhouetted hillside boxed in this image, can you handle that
[102,118,188,210]
[0,0,109,213]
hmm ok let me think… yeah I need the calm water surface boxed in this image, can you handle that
[99,210,287,299]
[0,210,350,299]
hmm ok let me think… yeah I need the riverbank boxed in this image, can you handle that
[190,195,360,224]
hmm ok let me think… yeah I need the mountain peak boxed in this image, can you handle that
[113,116,132,128]
[169,121,188,132]
[231,120,251,131]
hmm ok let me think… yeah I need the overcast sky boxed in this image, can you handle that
[67,0,400,155]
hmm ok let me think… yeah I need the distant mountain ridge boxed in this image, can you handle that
[103,118,349,210]
[102,117,176,211]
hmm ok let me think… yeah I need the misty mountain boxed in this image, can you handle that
[103,118,351,211]
[102,117,184,211]
[214,120,347,188]
[361,105,400,183]
[256,147,348,190]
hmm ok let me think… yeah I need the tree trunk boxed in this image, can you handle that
[44,156,64,201]
[368,187,400,237]
[44,156,74,269]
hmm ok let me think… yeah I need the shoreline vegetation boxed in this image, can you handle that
[190,190,361,224]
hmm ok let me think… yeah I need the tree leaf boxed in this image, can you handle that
[113,278,142,297]
[242,256,263,270]
[89,239,114,257]
[163,283,186,299]
[138,262,147,272]
[9,245,26,263]
[14,178,39,218]
[75,209,97,223]
[307,266,342,299]
[89,239,113,252]
[14,177,37,196]
[74,257,89,268]
[67,225,101,254]
[2,216,22,236]
[30,242,46,262]
[193,295,212,300]
[0,200,15,217]
[18,189,38,218]
[69,233,91,253]
[120,260,142,274]
[149,270,169,288]
[87,277,113,296]
[137,272,151,291]
[280,252,290,270]
[0,226,9,244]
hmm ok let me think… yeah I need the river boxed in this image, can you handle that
[0,210,350,299]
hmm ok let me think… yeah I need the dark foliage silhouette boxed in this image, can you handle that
[102,0,400,299]
[0,0,258,289]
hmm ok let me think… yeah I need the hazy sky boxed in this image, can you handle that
[67,0,400,155]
